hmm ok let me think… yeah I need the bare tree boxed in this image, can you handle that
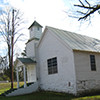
[68,0,100,21]
[0,6,24,89]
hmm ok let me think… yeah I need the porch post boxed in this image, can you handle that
[23,66,27,88]
[16,67,19,88]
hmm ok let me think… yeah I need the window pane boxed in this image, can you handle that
[90,55,96,71]
[47,57,58,74]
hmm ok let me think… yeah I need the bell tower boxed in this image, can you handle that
[28,21,43,39]
[26,21,43,58]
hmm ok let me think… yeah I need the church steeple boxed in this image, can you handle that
[28,21,43,39]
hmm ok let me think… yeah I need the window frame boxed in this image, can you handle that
[37,27,40,31]
[90,55,96,71]
[47,57,58,75]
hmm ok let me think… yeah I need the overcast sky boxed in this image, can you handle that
[0,0,100,57]
[6,0,100,35]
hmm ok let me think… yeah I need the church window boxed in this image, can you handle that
[37,27,39,31]
[90,55,96,71]
[47,57,58,75]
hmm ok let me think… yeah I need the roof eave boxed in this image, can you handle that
[17,58,36,64]
[26,37,39,44]
[73,49,100,53]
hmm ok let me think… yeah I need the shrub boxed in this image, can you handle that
[0,74,10,81]
[0,77,3,81]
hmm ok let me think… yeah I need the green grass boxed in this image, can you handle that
[0,91,100,100]
[0,82,24,95]
[1,82,100,100]
[0,91,75,100]
[74,95,100,100]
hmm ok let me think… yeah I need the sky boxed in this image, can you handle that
[0,0,100,57]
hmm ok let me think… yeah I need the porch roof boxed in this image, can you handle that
[17,58,36,64]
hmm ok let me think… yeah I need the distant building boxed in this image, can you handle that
[0,56,8,73]
[0,56,4,73]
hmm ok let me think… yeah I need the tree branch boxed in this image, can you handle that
[85,0,90,7]
[14,33,24,45]
[74,4,94,9]
[74,0,100,21]
[78,5,100,20]
[79,0,84,6]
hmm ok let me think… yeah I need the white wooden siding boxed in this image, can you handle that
[38,29,76,94]
[26,40,35,58]
[74,50,100,92]
[30,26,42,39]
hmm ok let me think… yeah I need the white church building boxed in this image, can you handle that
[7,21,100,96]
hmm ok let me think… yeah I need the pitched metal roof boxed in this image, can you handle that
[47,26,100,53]
[18,58,36,64]
[28,21,43,29]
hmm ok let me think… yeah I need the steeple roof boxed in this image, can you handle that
[28,21,43,29]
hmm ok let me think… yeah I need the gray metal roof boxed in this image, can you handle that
[18,58,36,64]
[47,26,100,53]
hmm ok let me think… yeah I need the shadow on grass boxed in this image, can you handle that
[0,91,76,100]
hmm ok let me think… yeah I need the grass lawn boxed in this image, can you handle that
[0,91,75,100]
[1,82,100,100]
[74,95,100,100]
[0,82,24,95]
[0,91,100,100]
